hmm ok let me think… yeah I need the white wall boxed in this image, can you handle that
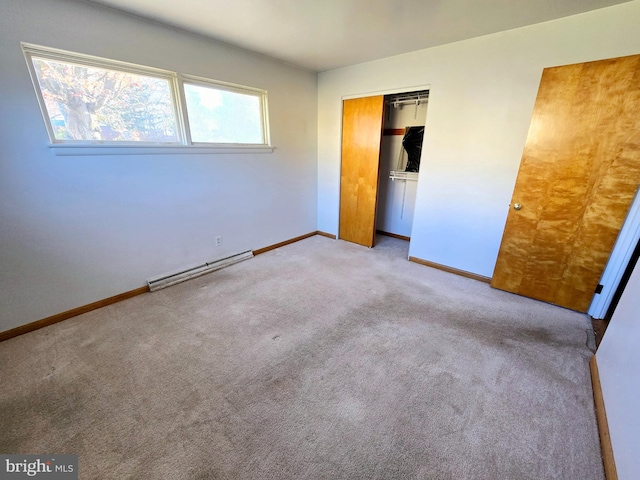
[0,0,318,332]
[597,261,640,480]
[318,0,640,277]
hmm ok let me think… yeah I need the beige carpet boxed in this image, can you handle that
[0,235,603,479]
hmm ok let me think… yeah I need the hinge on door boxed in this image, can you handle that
[594,284,604,294]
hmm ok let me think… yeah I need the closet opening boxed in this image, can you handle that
[376,90,429,243]
[338,88,429,252]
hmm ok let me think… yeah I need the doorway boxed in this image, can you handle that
[376,92,428,241]
[338,89,429,249]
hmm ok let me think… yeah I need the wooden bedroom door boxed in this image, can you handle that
[491,54,640,312]
[339,95,385,247]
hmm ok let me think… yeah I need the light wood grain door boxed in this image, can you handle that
[339,96,385,247]
[491,54,640,312]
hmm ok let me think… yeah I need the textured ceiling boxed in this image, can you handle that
[86,0,631,71]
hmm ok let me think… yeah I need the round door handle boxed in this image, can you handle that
[513,203,522,210]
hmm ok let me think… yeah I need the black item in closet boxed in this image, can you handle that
[402,126,424,172]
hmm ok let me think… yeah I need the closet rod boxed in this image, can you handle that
[385,92,429,106]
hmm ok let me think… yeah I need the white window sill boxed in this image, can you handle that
[50,144,275,156]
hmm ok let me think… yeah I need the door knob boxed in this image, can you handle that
[513,203,522,210]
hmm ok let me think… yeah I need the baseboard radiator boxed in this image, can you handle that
[147,251,253,292]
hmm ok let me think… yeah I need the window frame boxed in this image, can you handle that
[21,43,272,155]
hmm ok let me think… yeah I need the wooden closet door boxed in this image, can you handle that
[491,54,640,312]
[339,96,385,247]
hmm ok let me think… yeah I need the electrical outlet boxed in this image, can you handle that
[215,235,222,247]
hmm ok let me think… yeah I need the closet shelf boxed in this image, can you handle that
[389,171,419,181]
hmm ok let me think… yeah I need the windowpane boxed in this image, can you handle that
[31,58,179,143]
[184,83,264,144]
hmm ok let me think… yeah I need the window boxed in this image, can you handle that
[22,44,270,151]
[30,57,180,143]
[183,80,265,144]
